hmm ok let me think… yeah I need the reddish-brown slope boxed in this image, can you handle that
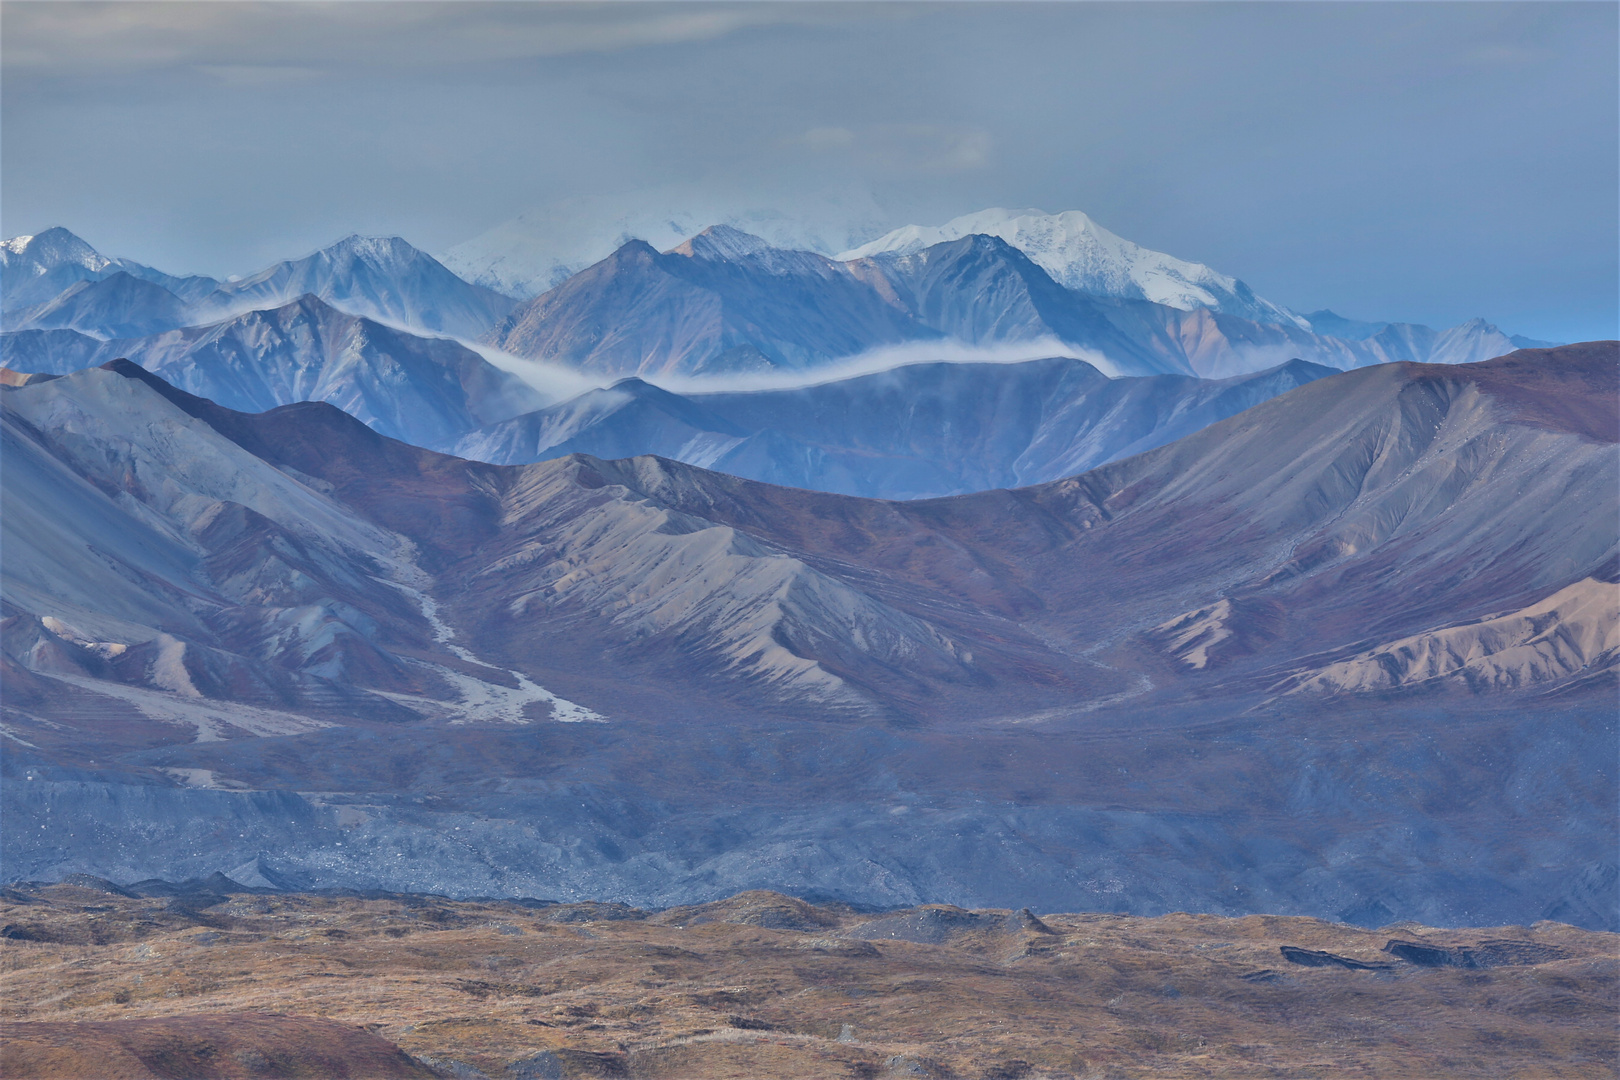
[3,1013,436,1079]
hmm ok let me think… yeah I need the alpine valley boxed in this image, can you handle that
[0,212,1614,940]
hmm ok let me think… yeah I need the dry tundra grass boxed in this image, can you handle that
[1,880,1615,1079]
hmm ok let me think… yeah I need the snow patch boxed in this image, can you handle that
[381,547,605,724]
[841,208,1307,329]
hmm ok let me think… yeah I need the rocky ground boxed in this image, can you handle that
[2,879,1614,1079]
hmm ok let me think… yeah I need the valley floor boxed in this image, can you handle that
[1,881,1615,1080]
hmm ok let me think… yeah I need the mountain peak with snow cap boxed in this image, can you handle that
[840,208,1307,329]
[2,227,113,278]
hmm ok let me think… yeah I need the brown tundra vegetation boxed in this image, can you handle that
[1,879,1615,1080]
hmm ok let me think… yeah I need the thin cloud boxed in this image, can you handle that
[648,337,1123,396]
[2,3,898,75]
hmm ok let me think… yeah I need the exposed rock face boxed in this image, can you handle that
[1381,938,1573,968]
[2,344,1615,926]
[1284,577,1619,695]
[1278,946,1392,971]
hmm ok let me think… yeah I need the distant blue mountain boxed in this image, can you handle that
[455,355,1337,499]
[2,295,544,451]
[2,229,519,342]
[489,225,1555,380]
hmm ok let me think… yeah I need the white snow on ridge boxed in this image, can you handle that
[840,208,1308,330]
[1,229,114,277]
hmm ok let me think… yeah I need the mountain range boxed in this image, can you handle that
[6,218,1558,394]
[0,269,1345,496]
[453,356,1336,499]
[3,343,1613,926]
[840,206,1309,327]
[487,223,1552,379]
[2,294,544,450]
[2,228,518,342]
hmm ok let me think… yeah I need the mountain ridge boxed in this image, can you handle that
[454,355,1339,499]
[840,206,1308,328]
[3,229,521,342]
[2,294,545,450]
[3,343,1613,922]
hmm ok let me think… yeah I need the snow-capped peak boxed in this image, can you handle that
[321,234,425,273]
[1,227,113,276]
[839,208,1307,329]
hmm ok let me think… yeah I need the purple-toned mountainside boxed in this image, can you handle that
[2,344,1614,926]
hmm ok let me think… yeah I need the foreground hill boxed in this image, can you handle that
[1,344,1614,924]
[2,881,1614,1080]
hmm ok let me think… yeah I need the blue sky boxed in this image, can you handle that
[3,1,1615,341]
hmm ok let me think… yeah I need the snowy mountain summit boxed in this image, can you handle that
[840,208,1307,329]
[2,227,113,278]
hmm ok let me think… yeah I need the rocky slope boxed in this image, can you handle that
[2,345,1614,926]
